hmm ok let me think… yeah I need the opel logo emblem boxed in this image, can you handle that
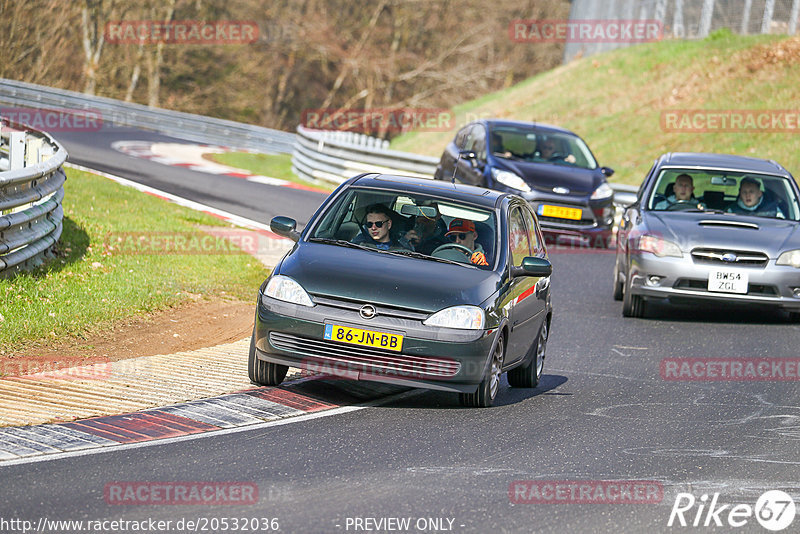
[721,253,738,262]
[359,304,377,320]
[553,186,570,195]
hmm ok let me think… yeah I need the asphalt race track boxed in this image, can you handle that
[2,126,799,533]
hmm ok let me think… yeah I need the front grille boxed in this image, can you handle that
[269,332,460,378]
[674,279,779,296]
[691,248,768,267]
[310,294,428,321]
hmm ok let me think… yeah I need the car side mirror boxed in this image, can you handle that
[511,257,552,278]
[270,216,301,242]
[601,166,615,177]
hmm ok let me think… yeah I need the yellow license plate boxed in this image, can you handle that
[540,205,582,220]
[323,324,403,352]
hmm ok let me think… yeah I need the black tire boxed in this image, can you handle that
[508,319,548,388]
[622,272,646,318]
[459,333,504,408]
[612,260,624,301]
[789,311,800,323]
[248,330,288,386]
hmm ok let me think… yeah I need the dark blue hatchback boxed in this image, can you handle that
[434,119,616,248]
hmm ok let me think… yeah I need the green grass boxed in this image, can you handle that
[391,30,800,186]
[0,168,269,349]
[207,152,334,191]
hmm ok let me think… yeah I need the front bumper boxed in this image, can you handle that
[254,294,497,394]
[522,193,615,248]
[628,253,800,311]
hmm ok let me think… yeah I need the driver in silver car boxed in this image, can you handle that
[727,176,786,219]
[654,173,701,210]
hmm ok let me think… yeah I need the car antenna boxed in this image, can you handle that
[451,150,476,187]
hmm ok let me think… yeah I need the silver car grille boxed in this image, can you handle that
[269,332,461,378]
[690,248,768,267]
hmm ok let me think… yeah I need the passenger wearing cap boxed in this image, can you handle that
[444,219,489,266]
[727,176,785,218]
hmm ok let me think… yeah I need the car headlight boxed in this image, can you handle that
[636,235,682,258]
[491,168,531,193]
[777,250,800,268]
[263,275,314,307]
[423,305,485,330]
[590,182,614,200]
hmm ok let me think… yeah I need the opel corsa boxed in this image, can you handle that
[250,173,553,407]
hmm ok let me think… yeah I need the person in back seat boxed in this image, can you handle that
[727,176,785,218]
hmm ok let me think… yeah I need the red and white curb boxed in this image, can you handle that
[0,382,335,463]
[111,140,327,192]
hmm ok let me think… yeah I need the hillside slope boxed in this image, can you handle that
[391,31,800,186]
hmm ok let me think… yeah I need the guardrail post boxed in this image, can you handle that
[9,132,25,170]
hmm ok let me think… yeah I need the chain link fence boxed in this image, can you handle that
[565,0,800,61]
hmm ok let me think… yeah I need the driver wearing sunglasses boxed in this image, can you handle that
[445,219,489,266]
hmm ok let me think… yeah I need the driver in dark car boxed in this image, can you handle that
[654,173,702,210]
[445,219,489,266]
[353,203,412,251]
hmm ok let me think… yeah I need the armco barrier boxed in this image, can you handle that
[293,124,639,205]
[0,118,67,276]
[0,78,295,154]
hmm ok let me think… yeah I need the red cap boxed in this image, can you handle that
[446,219,476,235]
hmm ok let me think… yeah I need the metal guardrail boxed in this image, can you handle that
[293,124,639,205]
[0,78,295,154]
[0,118,67,276]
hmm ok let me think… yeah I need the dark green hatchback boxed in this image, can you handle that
[250,173,553,407]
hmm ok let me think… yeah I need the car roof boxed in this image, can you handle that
[351,173,508,208]
[480,119,578,137]
[658,152,791,177]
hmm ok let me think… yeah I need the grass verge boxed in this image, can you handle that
[207,151,334,191]
[0,167,269,350]
[391,30,800,186]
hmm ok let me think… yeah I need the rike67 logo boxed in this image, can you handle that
[668,490,796,531]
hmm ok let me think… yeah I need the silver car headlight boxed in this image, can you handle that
[777,249,800,268]
[636,235,682,258]
[424,305,485,330]
[264,275,315,307]
[491,168,531,193]
[590,182,614,200]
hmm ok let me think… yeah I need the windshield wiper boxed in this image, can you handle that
[387,249,464,265]
[307,237,375,252]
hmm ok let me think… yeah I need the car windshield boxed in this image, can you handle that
[647,168,800,221]
[308,187,497,268]
[489,126,598,170]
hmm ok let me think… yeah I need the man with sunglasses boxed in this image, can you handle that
[445,219,489,266]
[353,203,412,251]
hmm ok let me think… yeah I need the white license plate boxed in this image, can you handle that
[707,269,749,294]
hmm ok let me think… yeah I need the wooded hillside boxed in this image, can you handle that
[0,0,568,136]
